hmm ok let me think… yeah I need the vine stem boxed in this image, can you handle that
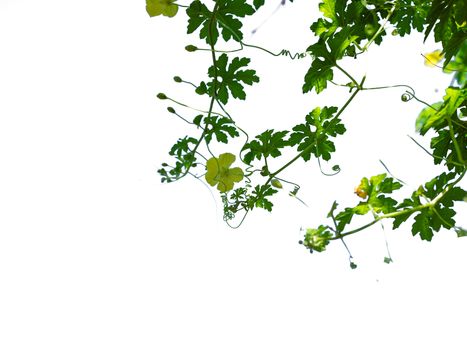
[175,3,220,181]
[269,82,362,180]
[446,113,465,164]
[335,63,359,88]
[361,6,395,52]
[331,169,466,240]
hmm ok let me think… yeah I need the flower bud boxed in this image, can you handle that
[271,178,283,189]
[185,45,197,52]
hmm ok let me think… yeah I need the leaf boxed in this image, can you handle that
[186,0,254,45]
[412,210,434,241]
[416,87,466,135]
[249,185,277,212]
[217,0,254,42]
[203,116,239,144]
[289,106,344,161]
[390,0,430,36]
[202,54,259,104]
[327,200,339,218]
[169,136,198,157]
[303,41,334,94]
[242,129,289,164]
[253,0,265,10]
[186,1,215,44]
[335,207,354,232]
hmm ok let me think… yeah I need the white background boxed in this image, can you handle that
[0,1,466,349]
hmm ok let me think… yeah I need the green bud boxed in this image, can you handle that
[167,107,175,113]
[185,45,197,52]
[391,29,399,36]
[157,93,167,100]
[173,76,182,83]
[271,178,283,189]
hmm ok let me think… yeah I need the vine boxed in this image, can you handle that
[150,0,467,267]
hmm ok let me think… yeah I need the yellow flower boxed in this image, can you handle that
[146,0,178,18]
[354,177,369,199]
[424,50,444,67]
[205,153,244,193]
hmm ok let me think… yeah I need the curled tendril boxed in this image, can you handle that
[401,92,413,102]
[317,158,341,176]
[278,49,308,59]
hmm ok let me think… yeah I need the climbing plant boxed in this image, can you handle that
[150,0,467,267]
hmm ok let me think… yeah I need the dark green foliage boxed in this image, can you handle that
[186,0,254,45]
[249,185,278,212]
[390,0,430,36]
[423,0,467,66]
[152,0,466,260]
[203,115,239,144]
[393,172,466,241]
[289,106,345,161]
[242,130,289,164]
[197,54,259,104]
[158,136,198,182]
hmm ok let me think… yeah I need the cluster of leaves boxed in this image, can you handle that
[393,172,466,240]
[158,136,198,183]
[151,0,466,264]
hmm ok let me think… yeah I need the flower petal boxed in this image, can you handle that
[205,157,220,186]
[217,179,233,193]
[163,4,178,17]
[424,50,444,67]
[227,167,244,183]
[146,0,164,17]
[218,153,236,168]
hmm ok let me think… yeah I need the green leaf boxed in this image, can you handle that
[249,185,277,212]
[186,0,254,45]
[392,211,414,230]
[412,210,434,241]
[443,31,467,67]
[335,207,354,232]
[186,1,215,44]
[327,200,338,218]
[303,40,334,94]
[202,54,259,104]
[203,116,239,144]
[415,102,444,134]
[242,129,289,164]
[169,136,198,157]
[390,0,430,36]
[253,0,265,10]
[289,106,344,161]
[416,87,466,135]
